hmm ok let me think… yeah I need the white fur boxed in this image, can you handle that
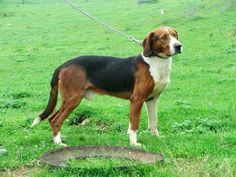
[129,130,142,146]
[141,53,172,99]
[145,98,159,136]
[54,132,62,144]
[31,117,41,127]
[165,28,182,55]
[142,53,173,137]
[54,132,67,146]
[127,121,131,134]
[169,36,181,55]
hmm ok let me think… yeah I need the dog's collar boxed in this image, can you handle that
[141,53,171,61]
[151,50,171,59]
[141,50,170,59]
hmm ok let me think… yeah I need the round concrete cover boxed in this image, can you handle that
[40,146,164,168]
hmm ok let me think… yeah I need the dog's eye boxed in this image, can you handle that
[172,33,178,39]
[161,34,168,40]
[152,35,159,41]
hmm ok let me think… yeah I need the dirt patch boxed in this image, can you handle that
[14,166,30,177]
[0,166,30,177]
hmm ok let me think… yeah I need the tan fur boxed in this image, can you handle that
[142,27,179,57]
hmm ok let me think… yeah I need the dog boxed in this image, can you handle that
[32,26,182,146]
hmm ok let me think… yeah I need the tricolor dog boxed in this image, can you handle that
[32,27,182,146]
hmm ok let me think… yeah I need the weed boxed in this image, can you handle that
[67,105,97,126]
[172,118,222,134]
[0,100,26,109]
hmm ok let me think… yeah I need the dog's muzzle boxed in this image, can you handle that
[174,43,182,53]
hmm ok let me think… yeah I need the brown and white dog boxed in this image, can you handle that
[32,27,182,146]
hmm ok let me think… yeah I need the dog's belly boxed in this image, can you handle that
[85,88,133,100]
[89,75,135,93]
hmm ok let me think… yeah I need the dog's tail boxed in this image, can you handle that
[31,67,62,127]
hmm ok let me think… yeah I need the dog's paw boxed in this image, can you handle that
[130,142,142,147]
[53,132,68,146]
[59,143,67,147]
[134,142,142,147]
[54,141,67,147]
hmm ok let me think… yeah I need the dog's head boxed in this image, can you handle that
[142,27,182,58]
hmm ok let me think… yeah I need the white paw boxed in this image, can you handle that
[59,143,67,147]
[54,142,67,147]
[127,122,131,134]
[54,132,63,145]
[131,142,142,147]
[129,130,142,146]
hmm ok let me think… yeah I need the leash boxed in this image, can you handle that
[64,0,143,46]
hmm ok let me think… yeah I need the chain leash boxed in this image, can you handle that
[64,0,143,46]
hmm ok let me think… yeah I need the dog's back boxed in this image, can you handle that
[59,55,139,92]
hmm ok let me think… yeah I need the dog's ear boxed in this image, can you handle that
[142,32,155,57]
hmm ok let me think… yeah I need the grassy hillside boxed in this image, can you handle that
[0,0,235,176]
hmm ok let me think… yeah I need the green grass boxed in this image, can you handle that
[0,0,236,176]
[68,157,137,169]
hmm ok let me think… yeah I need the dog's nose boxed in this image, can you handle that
[174,43,182,53]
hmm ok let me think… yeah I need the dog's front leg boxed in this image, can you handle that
[145,97,159,136]
[129,94,145,146]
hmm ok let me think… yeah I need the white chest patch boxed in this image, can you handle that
[141,53,172,98]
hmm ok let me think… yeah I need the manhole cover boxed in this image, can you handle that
[40,146,164,168]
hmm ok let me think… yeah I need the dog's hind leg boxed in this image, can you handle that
[50,93,83,146]
[49,65,87,146]
[48,109,60,123]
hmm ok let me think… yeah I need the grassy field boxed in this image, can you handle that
[0,0,236,176]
